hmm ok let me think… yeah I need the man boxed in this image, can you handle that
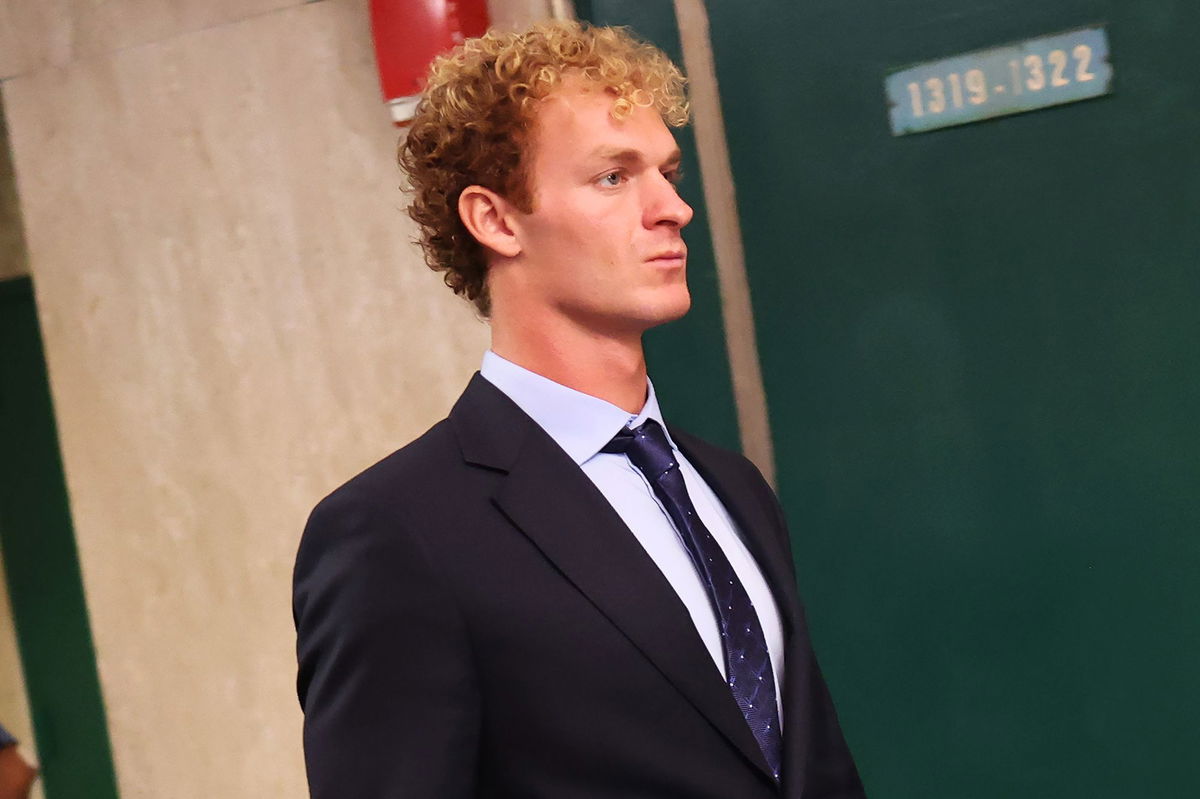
[294,20,865,798]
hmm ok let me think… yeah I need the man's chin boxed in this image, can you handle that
[643,290,692,329]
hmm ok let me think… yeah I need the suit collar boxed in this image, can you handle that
[448,373,528,472]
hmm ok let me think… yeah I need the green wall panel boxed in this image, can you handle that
[700,0,1200,795]
[583,0,1199,794]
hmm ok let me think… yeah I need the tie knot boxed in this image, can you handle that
[602,419,678,480]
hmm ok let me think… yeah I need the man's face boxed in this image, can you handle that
[504,78,694,337]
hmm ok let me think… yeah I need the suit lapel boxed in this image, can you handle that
[450,376,776,782]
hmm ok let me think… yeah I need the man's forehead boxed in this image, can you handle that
[535,77,622,120]
[531,80,676,158]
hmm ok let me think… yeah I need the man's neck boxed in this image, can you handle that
[490,323,649,415]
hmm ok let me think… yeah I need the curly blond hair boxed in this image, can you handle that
[398,20,690,316]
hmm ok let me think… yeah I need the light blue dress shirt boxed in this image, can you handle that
[480,351,785,725]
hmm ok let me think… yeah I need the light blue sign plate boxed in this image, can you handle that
[886,27,1113,135]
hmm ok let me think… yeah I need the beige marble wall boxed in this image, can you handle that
[1,0,507,795]
[0,0,294,80]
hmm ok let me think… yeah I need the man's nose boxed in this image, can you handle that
[646,172,694,229]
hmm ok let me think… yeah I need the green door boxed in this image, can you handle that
[584,1,1200,795]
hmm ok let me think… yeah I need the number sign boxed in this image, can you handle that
[885,27,1113,135]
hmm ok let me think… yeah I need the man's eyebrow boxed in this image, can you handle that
[587,147,683,167]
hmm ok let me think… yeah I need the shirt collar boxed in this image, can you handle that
[479,350,675,466]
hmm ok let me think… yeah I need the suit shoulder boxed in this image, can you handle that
[307,418,461,526]
[669,426,786,532]
[670,427,770,485]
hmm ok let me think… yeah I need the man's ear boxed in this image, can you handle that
[458,186,522,259]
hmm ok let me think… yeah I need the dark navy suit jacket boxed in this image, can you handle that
[294,374,865,798]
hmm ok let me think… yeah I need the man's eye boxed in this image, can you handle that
[599,171,622,187]
[664,168,684,185]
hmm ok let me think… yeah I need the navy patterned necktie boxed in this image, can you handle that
[603,419,783,781]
